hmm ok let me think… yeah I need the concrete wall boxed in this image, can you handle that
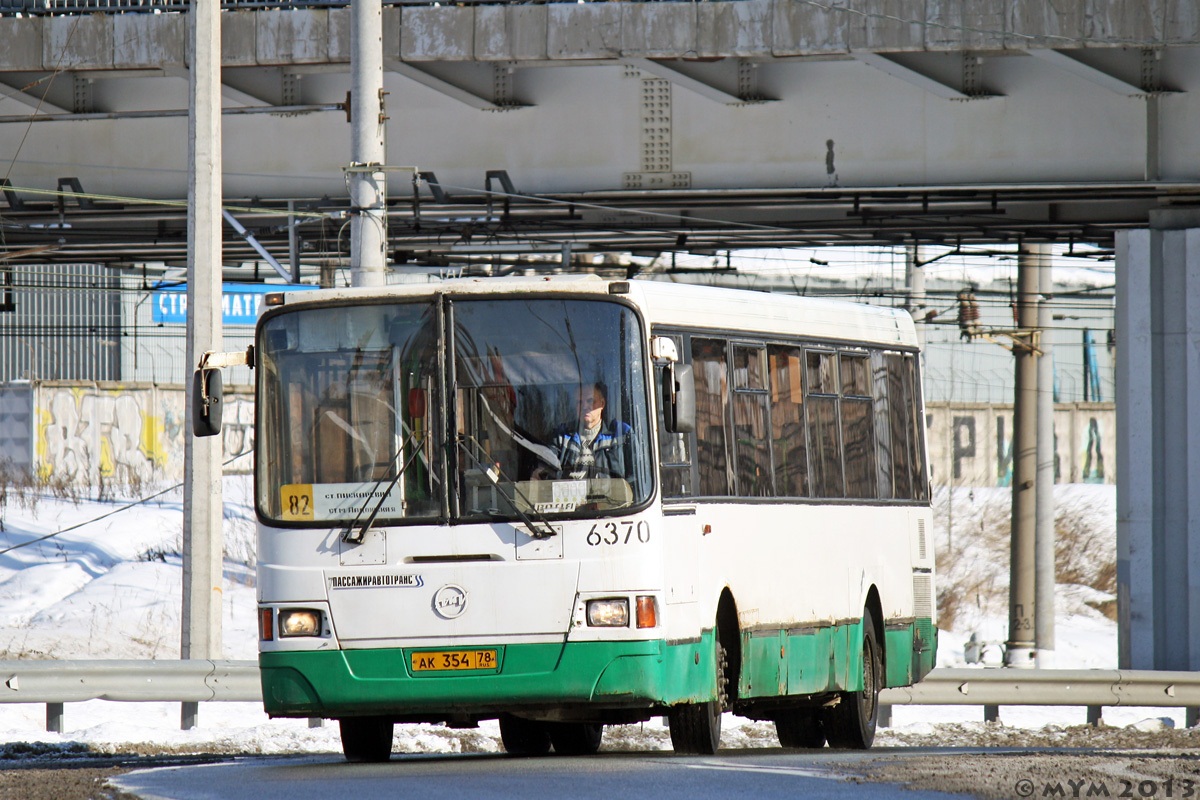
[2,382,1112,491]
[0,381,253,491]
[926,401,1115,488]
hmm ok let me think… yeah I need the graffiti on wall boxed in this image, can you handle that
[38,387,169,487]
[33,383,252,488]
[1082,417,1105,483]
[926,403,1114,487]
[23,387,1114,490]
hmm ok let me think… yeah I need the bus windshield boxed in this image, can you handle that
[255,296,654,525]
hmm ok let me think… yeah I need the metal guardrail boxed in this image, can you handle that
[881,668,1200,708]
[0,659,260,732]
[881,668,1200,728]
[0,659,260,704]
[1,662,1197,733]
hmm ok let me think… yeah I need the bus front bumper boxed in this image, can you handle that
[260,636,718,720]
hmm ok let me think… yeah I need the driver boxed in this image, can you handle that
[537,382,631,482]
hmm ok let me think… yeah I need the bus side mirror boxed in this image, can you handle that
[662,362,695,434]
[192,368,224,437]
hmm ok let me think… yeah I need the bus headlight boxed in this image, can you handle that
[279,609,323,637]
[586,598,629,627]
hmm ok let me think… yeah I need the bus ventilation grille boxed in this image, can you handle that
[912,574,933,620]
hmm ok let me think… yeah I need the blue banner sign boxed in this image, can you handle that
[152,283,316,326]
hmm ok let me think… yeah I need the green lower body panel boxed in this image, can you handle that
[260,634,720,719]
[884,619,938,687]
[740,622,861,699]
[737,617,937,701]
[261,617,937,719]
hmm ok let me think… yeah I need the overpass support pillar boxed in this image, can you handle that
[1117,215,1200,669]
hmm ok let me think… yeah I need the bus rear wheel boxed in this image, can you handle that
[823,607,882,750]
[774,709,826,749]
[668,635,728,755]
[499,714,552,756]
[338,717,394,762]
[547,722,604,755]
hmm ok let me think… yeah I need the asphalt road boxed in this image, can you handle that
[110,749,970,800]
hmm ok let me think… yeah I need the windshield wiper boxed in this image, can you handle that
[456,435,558,540]
[341,433,424,544]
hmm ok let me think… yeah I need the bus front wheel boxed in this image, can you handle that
[823,607,882,749]
[499,714,552,756]
[668,635,728,755]
[338,716,394,762]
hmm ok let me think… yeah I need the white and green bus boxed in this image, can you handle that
[195,275,935,761]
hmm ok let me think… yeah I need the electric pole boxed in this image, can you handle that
[182,0,224,729]
[349,0,387,288]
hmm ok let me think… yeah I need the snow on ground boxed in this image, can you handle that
[0,473,1173,756]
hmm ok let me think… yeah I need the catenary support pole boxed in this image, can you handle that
[905,244,927,351]
[182,0,224,729]
[1005,244,1044,668]
[288,199,301,284]
[1035,287,1057,667]
[349,0,387,288]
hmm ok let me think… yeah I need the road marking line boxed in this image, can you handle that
[681,761,848,780]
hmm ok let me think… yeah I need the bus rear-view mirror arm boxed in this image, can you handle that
[192,346,255,438]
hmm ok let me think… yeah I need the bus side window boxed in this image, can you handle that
[692,337,731,497]
[806,349,844,498]
[870,351,895,499]
[732,344,773,497]
[768,344,808,498]
[840,352,876,499]
[885,353,915,499]
[905,354,929,500]
[656,334,694,498]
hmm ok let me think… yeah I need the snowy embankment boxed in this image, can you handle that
[0,475,1170,755]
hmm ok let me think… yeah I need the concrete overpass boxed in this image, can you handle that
[0,0,1199,265]
[2,1,1200,673]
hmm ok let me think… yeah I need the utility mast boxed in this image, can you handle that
[349,0,387,288]
[181,0,224,729]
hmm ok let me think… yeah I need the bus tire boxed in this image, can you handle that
[499,714,552,756]
[823,607,882,750]
[668,635,728,755]
[338,717,394,762]
[547,722,604,755]
[774,710,825,749]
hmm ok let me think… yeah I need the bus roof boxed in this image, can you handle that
[267,274,918,349]
[624,279,917,349]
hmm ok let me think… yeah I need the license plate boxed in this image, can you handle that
[411,649,498,672]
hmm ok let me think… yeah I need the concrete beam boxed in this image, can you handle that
[624,58,760,106]
[4,3,1200,73]
[1027,49,1147,96]
[0,79,69,114]
[383,59,510,111]
[853,52,975,100]
[165,67,272,108]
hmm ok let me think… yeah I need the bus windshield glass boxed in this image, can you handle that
[453,298,653,518]
[255,296,653,525]
[256,301,442,525]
